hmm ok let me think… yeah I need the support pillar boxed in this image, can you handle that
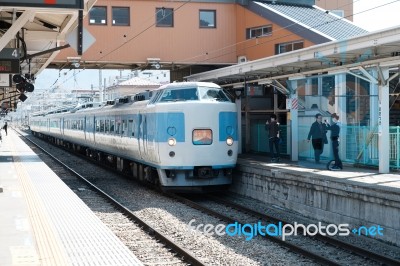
[378,67,390,173]
[370,70,379,127]
[245,86,250,153]
[236,97,242,154]
[335,73,347,161]
[288,80,298,161]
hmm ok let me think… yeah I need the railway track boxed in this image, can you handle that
[16,129,205,266]
[19,128,316,265]
[205,195,400,266]
[17,128,400,265]
[168,193,400,266]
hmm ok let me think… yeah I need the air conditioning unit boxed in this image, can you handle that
[237,56,248,64]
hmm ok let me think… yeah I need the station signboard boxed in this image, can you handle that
[0,0,83,9]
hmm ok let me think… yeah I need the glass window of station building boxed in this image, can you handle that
[112,7,130,26]
[156,8,174,27]
[245,71,390,168]
[89,6,107,25]
[293,74,377,165]
[199,10,216,28]
[275,40,304,54]
[246,25,272,39]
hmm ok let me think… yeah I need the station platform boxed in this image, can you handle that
[0,129,143,266]
[233,153,400,246]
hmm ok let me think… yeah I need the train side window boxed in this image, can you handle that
[110,120,115,133]
[96,120,100,132]
[105,120,110,133]
[72,120,77,130]
[100,120,105,132]
[116,121,121,134]
[122,120,127,135]
[128,120,133,137]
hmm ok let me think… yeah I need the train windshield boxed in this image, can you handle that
[198,86,231,102]
[157,86,231,102]
[159,88,198,102]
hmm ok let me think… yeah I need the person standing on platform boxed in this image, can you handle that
[326,113,343,169]
[265,114,280,162]
[3,121,7,136]
[307,113,328,163]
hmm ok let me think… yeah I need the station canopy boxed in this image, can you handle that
[186,26,400,90]
[0,0,95,76]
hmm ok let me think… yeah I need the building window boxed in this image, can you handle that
[89,6,107,25]
[156,8,173,27]
[275,41,304,54]
[246,25,272,39]
[330,10,344,18]
[199,10,216,28]
[112,7,130,26]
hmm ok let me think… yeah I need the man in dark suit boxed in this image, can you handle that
[307,114,327,163]
[266,114,280,162]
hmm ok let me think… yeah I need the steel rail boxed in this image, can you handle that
[167,192,341,266]
[16,130,206,266]
[207,195,400,266]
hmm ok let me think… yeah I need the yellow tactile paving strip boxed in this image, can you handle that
[6,129,143,266]
[10,133,70,266]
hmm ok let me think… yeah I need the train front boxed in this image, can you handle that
[153,82,238,191]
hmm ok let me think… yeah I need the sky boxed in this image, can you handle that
[353,0,400,31]
[34,0,400,91]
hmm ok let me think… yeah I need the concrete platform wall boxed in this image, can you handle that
[230,163,400,246]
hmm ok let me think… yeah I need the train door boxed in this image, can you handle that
[93,116,96,143]
[138,113,147,159]
[128,119,134,137]
[84,116,87,140]
[47,118,50,132]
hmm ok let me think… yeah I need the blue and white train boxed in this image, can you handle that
[30,82,238,191]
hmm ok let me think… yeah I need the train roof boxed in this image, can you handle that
[158,82,220,90]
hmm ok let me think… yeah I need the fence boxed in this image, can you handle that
[247,123,400,169]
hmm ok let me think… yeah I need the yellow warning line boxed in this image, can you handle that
[10,134,70,266]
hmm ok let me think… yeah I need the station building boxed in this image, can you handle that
[53,0,360,80]
[187,27,400,174]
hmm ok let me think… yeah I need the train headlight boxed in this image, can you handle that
[168,137,177,146]
[226,136,234,146]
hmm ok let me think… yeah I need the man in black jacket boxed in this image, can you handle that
[326,113,343,169]
[307,114,328,163]
[266,114,280,162]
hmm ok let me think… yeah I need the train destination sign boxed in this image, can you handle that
[0,49,20,74]
[0,0,83,9]
[0,60,19,74]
